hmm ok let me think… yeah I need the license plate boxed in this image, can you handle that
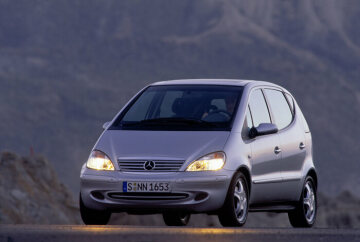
[123,181,171,193]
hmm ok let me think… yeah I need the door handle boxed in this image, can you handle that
[274,146,281,154]
[299,142,306,150]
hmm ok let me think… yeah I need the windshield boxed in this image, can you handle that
[111,85,243,131]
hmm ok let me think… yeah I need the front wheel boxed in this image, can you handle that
[288,177,317,227]
[218,172,249,227]
[163,211,191,226]
[80,194,111,225]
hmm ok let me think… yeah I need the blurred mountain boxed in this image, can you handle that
[0,0,359,195]
[0,151,80,224]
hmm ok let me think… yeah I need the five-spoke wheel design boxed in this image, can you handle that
[303,181,316,223]
[288,176,317,227]
[233,178,248,223]
[218,172,249,227]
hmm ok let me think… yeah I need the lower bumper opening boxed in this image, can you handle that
[107,192,189,201]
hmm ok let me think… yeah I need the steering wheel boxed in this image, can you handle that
[207,109,231,119]
[208,105,218,112]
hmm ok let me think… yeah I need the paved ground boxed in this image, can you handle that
[0,225,359,242]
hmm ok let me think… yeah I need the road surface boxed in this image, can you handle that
[0,225,359,242]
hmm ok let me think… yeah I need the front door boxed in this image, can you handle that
[246,89,283,204]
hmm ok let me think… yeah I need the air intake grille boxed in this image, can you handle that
[107,192,188,200]
[118,159,184,172]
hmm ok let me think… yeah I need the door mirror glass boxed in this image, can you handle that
[102,121,111,130]
[249,123,278,138]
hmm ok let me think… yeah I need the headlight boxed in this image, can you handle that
[186,152,225,171]
[86,150,115,171]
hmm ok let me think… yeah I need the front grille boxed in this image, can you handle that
[118,159,184,172]
[107,192,188,200]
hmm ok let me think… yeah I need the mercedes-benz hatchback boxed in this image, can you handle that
[80,79,317,227]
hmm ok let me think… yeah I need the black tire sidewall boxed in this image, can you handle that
[79,194,111,225]
[220,172,249,226]
[301,177,317,226]
[162,212,190,226]
[289,176,317,227]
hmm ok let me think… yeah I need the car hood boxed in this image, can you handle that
[94,130,230,170]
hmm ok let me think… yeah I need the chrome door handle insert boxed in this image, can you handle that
[274,146,281,154]
[299,142,306,150]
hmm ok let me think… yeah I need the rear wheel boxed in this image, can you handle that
[218,172,249,227]
[80,194,111,225]
[163,211,191,226]
[288,177,317,227]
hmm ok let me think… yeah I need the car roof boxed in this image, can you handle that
[150,79,279,88]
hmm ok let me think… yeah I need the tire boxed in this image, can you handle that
[80,194,111,225]
[218,172,249,227]
[288,176,317,228]
[163,211,191,226]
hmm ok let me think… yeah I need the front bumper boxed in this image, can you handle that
[80,167,234,213]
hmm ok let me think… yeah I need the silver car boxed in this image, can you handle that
[80,79,317,227]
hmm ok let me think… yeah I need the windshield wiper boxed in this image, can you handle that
[121,117,217,127]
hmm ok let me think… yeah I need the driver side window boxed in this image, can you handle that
[248,89,271,127]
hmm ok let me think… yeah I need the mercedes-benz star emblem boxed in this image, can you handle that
[144,160,155,170]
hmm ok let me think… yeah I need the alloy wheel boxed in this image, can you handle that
[233,178,248,223]
[303,181,316,223]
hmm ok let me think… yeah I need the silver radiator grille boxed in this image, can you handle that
[118,159,184,172]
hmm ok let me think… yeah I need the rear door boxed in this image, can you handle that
[246,89,283,204]
[263,89,306,201]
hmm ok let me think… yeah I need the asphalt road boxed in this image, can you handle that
[0,225,359,242]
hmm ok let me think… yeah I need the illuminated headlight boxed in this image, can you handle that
[86,150,115,171]
[186,152,225,171]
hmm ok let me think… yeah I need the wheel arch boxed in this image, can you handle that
[236,165,252,196]
[306,168,318,190]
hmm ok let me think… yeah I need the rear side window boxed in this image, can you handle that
[264,89,293,130]
[248,89,271,127]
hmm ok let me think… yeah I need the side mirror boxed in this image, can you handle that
[102,121,111,130]
[249,123,278,138]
